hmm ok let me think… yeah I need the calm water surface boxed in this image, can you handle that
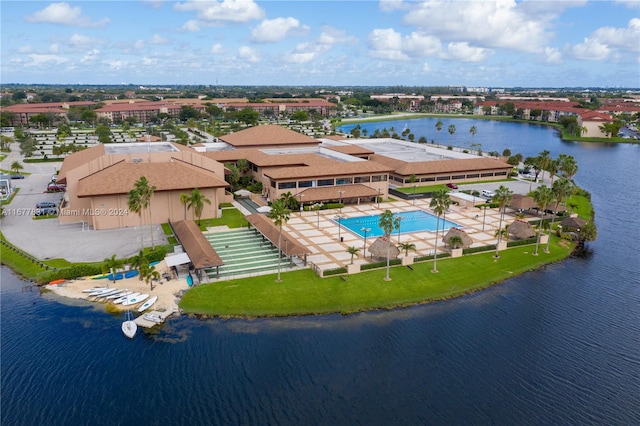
[2,119,639,425]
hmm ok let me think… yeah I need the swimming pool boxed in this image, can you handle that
[337,210,462,238]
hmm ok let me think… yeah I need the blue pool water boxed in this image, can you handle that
[337,210,460,237]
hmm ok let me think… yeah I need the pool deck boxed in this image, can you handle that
[261,197,511,274]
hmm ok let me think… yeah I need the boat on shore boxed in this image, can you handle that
[137,296,157,312]
[82,287,108,293]
[105,290,132,300]
[122,293,149,307]
[49,279,65,286]
[143,313,163,324]
[113,292,139,304]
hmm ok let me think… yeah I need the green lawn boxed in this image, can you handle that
[180,236,572,317]
[198,208,248,230]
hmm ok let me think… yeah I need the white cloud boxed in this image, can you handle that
[379,0,408,12]
[368,28,441,61]
[317,26,358,46]
[181,20,201,32]
[68,33,101,50]
[49,44,60,54]
[26,54,69,66]
[26,2,110,28]
[544,47,562,64]
[80,49,100,63]
[238,46,260,63]
[589,18,640,53]
[18,45,32,53]
[251,17,309,43]
[422,62,431,73]
[149,34,170,45]
[403,0,555,54]
[108,60,128,70]
[571,38,611,61]
[174,0,265,25]
[211,44,224,54]
[442,42,491,62]
[142,57,158,66]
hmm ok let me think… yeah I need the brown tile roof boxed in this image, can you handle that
[263,160,393,180]
[245,214,310,257]
[324,145,375,156]
[76,158,228,197]
[56,145,106,184]
[369,154,512,176]
[171,220,224,268]
[297,184,379,203]
[218,124,320,147]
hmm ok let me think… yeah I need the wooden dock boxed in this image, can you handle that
[134,308,176,328]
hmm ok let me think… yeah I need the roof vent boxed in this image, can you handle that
[132,158,143,163]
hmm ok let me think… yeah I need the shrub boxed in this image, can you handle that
[324,267,347,276]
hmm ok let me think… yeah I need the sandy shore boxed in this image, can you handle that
[46,260,189,314]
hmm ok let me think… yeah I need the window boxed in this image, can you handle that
[436,176,450,181]
[336,177,353,185]
[318,179,334,187]
[354,176,370,183]
[298,180,314,188]
[452,175,465,180]
[466,173,479,179]
[270,180,276,188]
[371,175,387,182]
[481,172,494,177]
[495,171,508,176]
[421,177,435,182]
[278,182,296,189]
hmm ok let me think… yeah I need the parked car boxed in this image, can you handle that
[47,184,65,192]
[35,207,58,216]
[36,201,57,209]
[10,174,25,179]
[482,190,496,199]
[446,183,458,189]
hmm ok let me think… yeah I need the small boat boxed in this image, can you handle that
[90,288,120,298]
[121,311,137,339]
[107,273,124,281]
[137,296,158,313]
[124,270,139,279]
[186,275,193,287]
[91,274,109,280]
[143,313,163,324]
[113,292,139,305]
[82,287,108,293]
[87,288,117,297]
[49,279,65,286]
[122,293,149,307]
[105,290,132,300]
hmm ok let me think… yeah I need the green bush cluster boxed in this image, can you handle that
[323,267,347,276]
[506,238,537,247]
[360,258,402,270]
[462,245,496,255]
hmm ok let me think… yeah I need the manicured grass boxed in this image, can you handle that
[566,194,593,220]
[198,208,248,230]
[180,236,573,317]
[394,178,513,194]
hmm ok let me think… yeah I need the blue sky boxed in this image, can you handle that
[1,0,639,87]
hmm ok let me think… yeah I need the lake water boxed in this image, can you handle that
[2,118,639,425]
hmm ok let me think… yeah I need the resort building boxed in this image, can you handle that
[56,142,230,230]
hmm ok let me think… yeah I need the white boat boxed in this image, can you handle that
[122,293,149,307]
[89,288,119,297]
[82,287,108,293]
[137,296,158,313]
[121,311,137,339]
[143,313,163,324]
[113,292,139,305]
[105,290,132,300]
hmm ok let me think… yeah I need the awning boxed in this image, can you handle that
[164,252,191,267]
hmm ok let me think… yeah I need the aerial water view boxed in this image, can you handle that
[1,1,639,424]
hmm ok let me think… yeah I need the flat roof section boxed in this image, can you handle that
[104,142,180,155]
[349,139,479,163]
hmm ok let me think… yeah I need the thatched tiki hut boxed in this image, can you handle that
[368,236,400,260]
[560,216,588,231]
[507,219,536,240]
[443,227,473,248]
[509,194,536,212]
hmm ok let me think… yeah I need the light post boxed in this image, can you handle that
[361,227,371,258]
[377,188,381,209]
[297,193,305,216]
[482,205,487,232]
[338,190,345,213]
[335,215,343,242]
[413,184,417,206]
[314,203,323,229]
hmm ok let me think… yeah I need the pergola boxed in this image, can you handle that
[245,214,310,264]
[170,220,224,282]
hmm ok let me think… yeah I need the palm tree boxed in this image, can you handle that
[546,178,575,253]
[133,176,156,248]
[435,120,443,144]
[429,189,451,272]
[347,246,360,264]
[103,254,123,285]
[127,188,144,251]
[140,262,160,291]
[536,150,552,183]
[447,235,464,249]
[532,185,554,255]
[469,125,477,149]
[268,199,291,282]
[379,209,398,281]
[186,188,211,225]
[448,124,456,148]
[10,161,23,176]
[180,193,190,220]
[559,154,579,181]
[398,241,416,257]
[492,185,513,258]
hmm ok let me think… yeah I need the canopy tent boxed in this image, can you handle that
[164,252,191,267]
[256,205,272,213]
[234,189,252,197]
